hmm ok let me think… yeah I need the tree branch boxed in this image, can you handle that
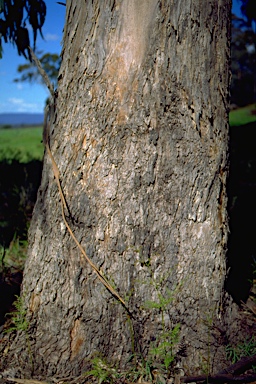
[219,354,256,375]
[181,373,256,383]
[181,354,256,383]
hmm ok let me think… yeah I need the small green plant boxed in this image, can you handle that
[5,294,29,333]
[5,294,33,372]
[125,357,154,383]
[144,287,175,328]
[115,269,181,383]
[142,272,181,374]
[200,309,216,381]
[226,337,256,368]
[149,324,180,372]
[85,356,119,384]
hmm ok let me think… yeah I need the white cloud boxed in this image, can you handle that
[16,83,24,90]
[45,33,59,41]
[3,97,44,113]
[9,97,24,105]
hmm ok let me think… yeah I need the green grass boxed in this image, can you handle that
[229,104,256,127]
[0,236,28,273]
[0,126,43,163]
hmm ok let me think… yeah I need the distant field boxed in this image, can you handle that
[229,104,256,127]
[0,126,43,162]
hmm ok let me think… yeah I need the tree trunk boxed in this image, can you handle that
[3,0,233,378]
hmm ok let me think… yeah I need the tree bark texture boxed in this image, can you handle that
[5,0,232,378]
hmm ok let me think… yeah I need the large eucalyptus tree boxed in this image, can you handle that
[3,0,237,378]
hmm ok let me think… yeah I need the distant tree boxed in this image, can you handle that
[231,1,256,106]
[0,0,46,60]
[239,0,256,29]
[231,14,256,106]
[14,51,61,89]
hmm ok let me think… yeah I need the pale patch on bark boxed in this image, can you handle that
[29,292,41,313]
[70,319,84,361]
[103,0,158,118]
[118,0,157,71]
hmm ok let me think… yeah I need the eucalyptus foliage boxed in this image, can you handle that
[0,0,46,59]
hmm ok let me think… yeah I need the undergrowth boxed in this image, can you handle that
[226,336,256,370]
[4,294,29,333]
[84,356,120,384]
[4,294,34,372]
[0,235,28,273]
[82,270,182,384]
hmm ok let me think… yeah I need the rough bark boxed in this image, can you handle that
[3,0,233,378]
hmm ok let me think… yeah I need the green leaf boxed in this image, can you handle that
[0,0,4,13]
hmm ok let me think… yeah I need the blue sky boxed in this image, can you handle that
[0,1,65,114]
[0,1,243,114]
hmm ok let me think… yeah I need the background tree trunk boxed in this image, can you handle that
[3,0,233,378]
